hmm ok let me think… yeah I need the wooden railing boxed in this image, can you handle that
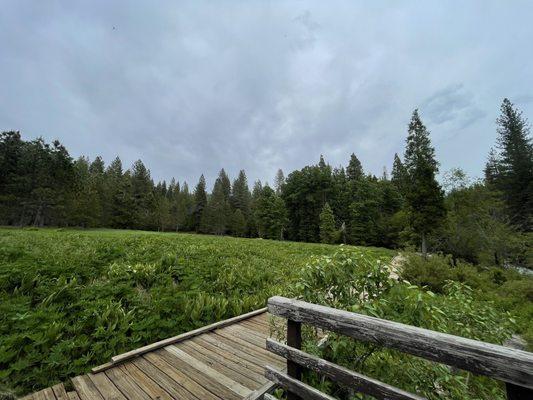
[264,296,533,400]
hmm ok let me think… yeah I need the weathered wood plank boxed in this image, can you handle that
[137,353,214,400]
[193,335,269,377]
[177,341,263,389]
[88,373,127,400]
[71,375,105,400]
[119,363,174,400]
[268,296,533,389]
[105,366,152,400]
[66,392,80,400]
[51,384,68,400]
[165,346,252,398]
[286,320,302,400]
[197,334,282,373]
[243,381,278,400]
[265,367,335,400]
[41,388,57,400]
[150,349,236,400]
[213,330,285,367]
[102,308,267,369]
[263,394,277,400]
[184,339,266,384]
[267,339,425,400]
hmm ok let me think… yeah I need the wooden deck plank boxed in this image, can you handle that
[41,388,57,400]
[109,308,268,367]
[143,351,225,400]
[239,320,269,334]
[104,366,152,400]
[66,392,80,400]
[23,312,283,400]
[51,384,68,400]
[165,346,252,397]
[132,356,205,400]
[71,375,105,400]
[119,363,174,400]
[213,330,284,367]
[88,373,127,400]
[155,347,243,400]
[177,340,264,388]
[192,335,269,375]
[223,325,270,348]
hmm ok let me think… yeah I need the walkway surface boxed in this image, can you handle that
[20,312,284,400]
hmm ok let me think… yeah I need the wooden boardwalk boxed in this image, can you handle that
[20,311,284,400]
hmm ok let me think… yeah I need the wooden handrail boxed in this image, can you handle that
[266,296,533,400]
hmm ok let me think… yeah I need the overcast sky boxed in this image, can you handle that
[1,1,532,188]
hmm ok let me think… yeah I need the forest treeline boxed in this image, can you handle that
[1,99,531,267]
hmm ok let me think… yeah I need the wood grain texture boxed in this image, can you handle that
[264,367,335,400]
[266,339,425,400]
[268,296,533,389]
[105,308,268,368]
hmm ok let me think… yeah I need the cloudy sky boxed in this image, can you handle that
[1,1,532,187]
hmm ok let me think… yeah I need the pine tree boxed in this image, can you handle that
[274,169,285,195]
[490,99,533,230]
[403,110,446,257]
[202,171,231,235]
[193,175,208,232]
[131,160,154,229]
[391,153,407,194]
[347,153,363,181]
[230,170,251,216]
[254,186,288,240]
[319,202,336,244]
[230,209,247,237]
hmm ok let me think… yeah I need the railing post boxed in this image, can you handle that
[506,383,533,400]
[286,319,302,400]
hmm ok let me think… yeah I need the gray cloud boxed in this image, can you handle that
[1,1,532,188]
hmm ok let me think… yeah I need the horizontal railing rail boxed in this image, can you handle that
[265,296,533,400]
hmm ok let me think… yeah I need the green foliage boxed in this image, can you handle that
[486,99,533,230]
[403,110,446,255]
[290,248,522,400]
[0,228,392,396]
[319,203,337,244]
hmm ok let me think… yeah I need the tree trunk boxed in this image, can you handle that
[421,232,428,259]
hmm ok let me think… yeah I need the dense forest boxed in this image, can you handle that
[1,99,531,267]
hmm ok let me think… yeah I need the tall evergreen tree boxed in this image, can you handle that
[346,153,363,181]
[274,169,285,195]
[130,160,154,229]
[192,175,208,232]
[403,110,446,257]
[391,153,408,195]
[202,170,231,234]
[230,170,251,216]
[254,186,288,240]
[319,202,337,244]
[488,99,533,230]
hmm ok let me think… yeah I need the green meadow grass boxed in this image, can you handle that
[0,227,392,395]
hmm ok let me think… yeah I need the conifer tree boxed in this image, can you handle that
[391,153,408,195]
[274,169,285,195]
[230,170,251,216]
[319,202,336,244]
[347,153,363,181]
[403,110,445,257]
[488,99,533,230]
[192,175,207,232]
[230,209,247,237]
[202,171,231,234]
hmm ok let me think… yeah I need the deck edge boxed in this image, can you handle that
[92,307,268,372]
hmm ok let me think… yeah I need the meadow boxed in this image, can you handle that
[1,228,531,399]
[0,228,391,395]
